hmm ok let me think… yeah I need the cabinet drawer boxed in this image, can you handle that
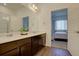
[17,38,31,46]
[26,38,31,43]
[21,44,31,56]
[0,41,17,55]
[1,48,19,56]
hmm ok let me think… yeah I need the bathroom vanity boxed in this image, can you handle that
[0,32,46,56]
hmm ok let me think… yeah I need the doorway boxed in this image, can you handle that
[51,8,68,49]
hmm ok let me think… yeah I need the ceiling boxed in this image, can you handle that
[0,3,40,12]
[0,3,27,11]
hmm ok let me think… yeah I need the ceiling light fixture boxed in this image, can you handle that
[22,3,39,13]
[28,4,39,12]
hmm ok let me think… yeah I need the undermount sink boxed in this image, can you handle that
[0,32,29,37]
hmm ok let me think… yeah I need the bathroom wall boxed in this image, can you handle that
[0,5,20,32]
[0,5,40,33]
[15,7,40,33]
[0,5,12,15]
[0,5,16,33]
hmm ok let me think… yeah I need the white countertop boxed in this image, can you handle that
[0,32,46,44]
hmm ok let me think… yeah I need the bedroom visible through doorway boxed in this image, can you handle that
[51,8,68,49]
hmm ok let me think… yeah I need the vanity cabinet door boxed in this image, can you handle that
[39,33,46,49]
[17,38,31,56]
[31,36,39,55]
[0,41,19,56]
[1,48,19,56]
[20,44,31,56]
[31,34,46,55]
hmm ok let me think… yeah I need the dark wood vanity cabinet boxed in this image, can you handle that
[0,41,19,56]
[38,34,46,50]
[0,38,31,56]
[31,34,46,55]
[2,48,19,56]
[31,36,39,55]
[0,33,46,56]
[17,38,31,56]
[20,44,31,56]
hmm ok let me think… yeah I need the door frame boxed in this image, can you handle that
[51,8,68,49]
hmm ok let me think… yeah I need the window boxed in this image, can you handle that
[52,9,68,32]
[55,20,67,31]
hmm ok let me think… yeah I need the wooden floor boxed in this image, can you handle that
[52,40,67,49]
[35,47,71,56]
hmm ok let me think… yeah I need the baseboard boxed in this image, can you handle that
[54,38,68,42]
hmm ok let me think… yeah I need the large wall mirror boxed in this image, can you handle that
[0,12,10,33]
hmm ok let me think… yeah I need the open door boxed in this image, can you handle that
[51,8,68,49]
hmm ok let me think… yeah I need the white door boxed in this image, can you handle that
[68,8,79,56]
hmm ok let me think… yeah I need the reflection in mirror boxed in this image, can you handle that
[19,16,29,35]
[0,12,10,33]
[23,16,29,32]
